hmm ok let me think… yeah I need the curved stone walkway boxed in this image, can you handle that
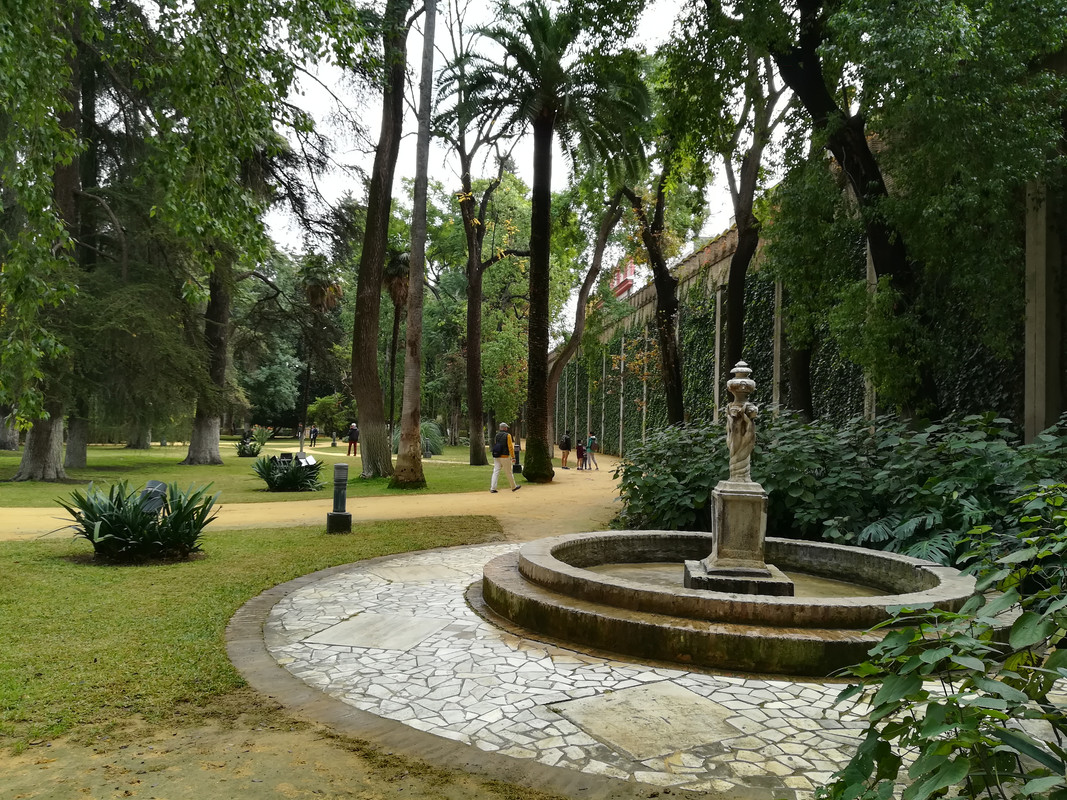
[233,541,876,800]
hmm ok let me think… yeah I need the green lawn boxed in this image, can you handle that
[0,516,503,750]
[0,442,507,507]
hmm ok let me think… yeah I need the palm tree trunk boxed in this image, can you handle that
[523,114,556,482]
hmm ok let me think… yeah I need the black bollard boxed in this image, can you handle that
[326,462,352,534]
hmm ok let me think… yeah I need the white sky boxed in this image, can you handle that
[266,0,735,256]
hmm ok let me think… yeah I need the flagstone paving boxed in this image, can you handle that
[262,542,877,799]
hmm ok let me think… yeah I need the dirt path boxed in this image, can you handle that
[1,458,622,543]
[2,460,666,800]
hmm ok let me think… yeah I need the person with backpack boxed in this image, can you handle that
[586,431,599,470]
[575,440,586,470]
[559,430,572,469]
[489,423,520,493]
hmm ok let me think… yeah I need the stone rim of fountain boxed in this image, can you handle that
[514,531,977,630]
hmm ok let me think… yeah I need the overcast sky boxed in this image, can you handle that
[266,0,735,257]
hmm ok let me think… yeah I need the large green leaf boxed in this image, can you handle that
[1009,611,1057,650]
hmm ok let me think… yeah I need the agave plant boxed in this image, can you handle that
[252,455,325,492]
[59,481,217,562]
[235,437,262,457]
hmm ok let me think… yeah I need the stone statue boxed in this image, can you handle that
[725,362,758,483]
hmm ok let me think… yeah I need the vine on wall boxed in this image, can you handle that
[556,261,1020,454]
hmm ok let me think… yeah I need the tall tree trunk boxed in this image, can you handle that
[184,412,221,465]
[0,411,19,450]
[623,178,685,424]
[392,0,435,488]
[64,399,89,469]
[769,6,937,415]
[725,213,760,366]
[461,164,503,467]
[126,422,151,449]
[351,0,411,478]
[14,402,66,481]
[388,304,401,442]
[546,194,623,442]
[465,262,488,466]
[522,114,556,482]
[182,267,230,465]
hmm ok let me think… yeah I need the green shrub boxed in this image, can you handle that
[251,424,271,448]
[234,438,262,457]
[616,413,1067,565]
[251,455,324,491]
[614,423,724,531]
[819,485,1067,800]
[58,481,217,562]
[392,420,445,455]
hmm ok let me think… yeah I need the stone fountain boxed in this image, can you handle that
[683,362,793,596]
[477,361,1004,676]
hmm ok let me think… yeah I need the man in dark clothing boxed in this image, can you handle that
[347,423,359,456]
[559,430,572,469]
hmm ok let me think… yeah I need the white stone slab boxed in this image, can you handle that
[367,564,467,582]
[549,682,739,760]
[304,613,452,650]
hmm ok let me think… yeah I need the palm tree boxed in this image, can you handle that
[474,0,648,482]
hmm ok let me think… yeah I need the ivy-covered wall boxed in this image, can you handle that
[556,254,1021,456]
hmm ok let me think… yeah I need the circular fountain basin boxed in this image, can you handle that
[480,531,980,676]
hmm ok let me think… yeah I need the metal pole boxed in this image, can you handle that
[586,354,592,442]
[773,280,782,413]
[619,333,625,459]
[713,286,723,423]
[642,329,648,444]
[573,357,579,440]
[600,351,606,452]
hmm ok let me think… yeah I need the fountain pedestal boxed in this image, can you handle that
[683,479,795,595]
[683,362,795,596]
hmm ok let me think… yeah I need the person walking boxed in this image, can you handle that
[309,423,319,448]
[489,423,520,493]
[346,423,359,456]
[559,430,572,469]
[587,432,599,470]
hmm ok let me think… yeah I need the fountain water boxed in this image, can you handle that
[478,361,1006,676]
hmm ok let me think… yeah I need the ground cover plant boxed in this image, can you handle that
[0,516,502,750]
[58,480,217,561]
[614,412,1067,567]
[0,444,496,507]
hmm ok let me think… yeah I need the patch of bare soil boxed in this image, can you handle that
[5,695,573,800]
